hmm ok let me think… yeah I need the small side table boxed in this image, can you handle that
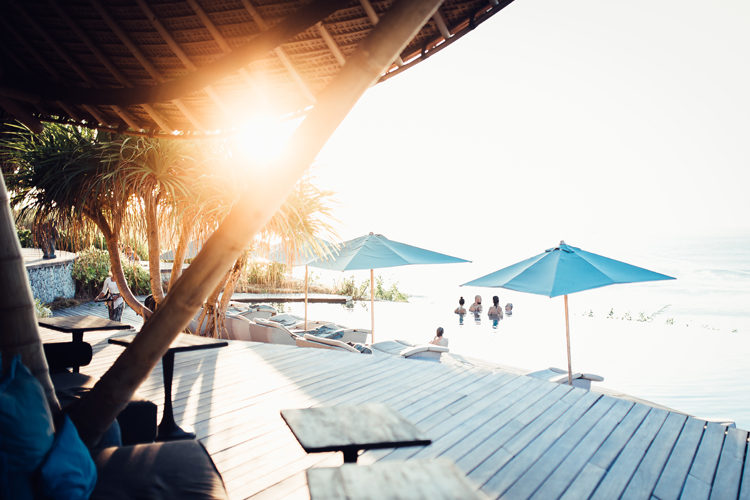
[281,403,431,463]
[307,459,484,499]
[109,334,228,441]
[39,315,132,372]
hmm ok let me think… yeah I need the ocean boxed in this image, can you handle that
[283,235,750,429]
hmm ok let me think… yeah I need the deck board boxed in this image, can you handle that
[37,309,748,499]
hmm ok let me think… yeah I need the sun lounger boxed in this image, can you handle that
[248,317,299,345]
[526,367,604,390]
[298,334,361,353]
[399,344,449,361]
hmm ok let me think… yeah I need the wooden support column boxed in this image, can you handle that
[69,0,444,448]
[0,173,59,412]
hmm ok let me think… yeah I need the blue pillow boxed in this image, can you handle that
[0,353,55,499]
[40,415,97,500]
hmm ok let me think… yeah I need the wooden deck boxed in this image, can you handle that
[40,318,749,498]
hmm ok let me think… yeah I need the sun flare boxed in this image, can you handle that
[230,115,300,169]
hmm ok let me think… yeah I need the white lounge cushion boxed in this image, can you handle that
[399,344,449,358]
[302,334,359,353]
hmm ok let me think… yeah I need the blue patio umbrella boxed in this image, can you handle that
[307,233,470,341]
[463,241,675,383]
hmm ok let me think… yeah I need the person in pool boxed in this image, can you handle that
[469,295,482,313]
[454,297,467,315]
[430,327,449,347]
[488,296,504,320]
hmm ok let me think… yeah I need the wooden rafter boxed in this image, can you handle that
[317,22,346,66]
[432,11,452,40]
[0,0,347,108]
[183,0,264,101]
[88,0,196,131]
[378,0,515,83]
[10,2,119,128]
[49,0,155,132]
[239,0,317,104]
[134,0,231,116]
[360,0,405,67]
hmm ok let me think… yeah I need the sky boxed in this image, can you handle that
[301,0,750,268]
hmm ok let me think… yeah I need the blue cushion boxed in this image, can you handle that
[40,415,97,500]
[0,353,55,499]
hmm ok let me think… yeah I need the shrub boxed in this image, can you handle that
[73,246,151,297]
[34,299,52,318]
[123,262,151,295]
[16,227,33,247]
[72,247,110,298]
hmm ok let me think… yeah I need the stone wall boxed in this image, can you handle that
[24,249,77,304]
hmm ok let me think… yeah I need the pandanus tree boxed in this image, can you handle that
[0,124,149,317]
[118,137,196,307]
[192,176,336,337]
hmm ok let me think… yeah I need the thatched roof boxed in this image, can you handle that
[0,0,514,137]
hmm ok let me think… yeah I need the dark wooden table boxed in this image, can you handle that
[280,403,431,463]
[39,315,132,371]
[306,459,484,499]
[109,333,228,441]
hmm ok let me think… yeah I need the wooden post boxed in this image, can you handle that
[0,172,59,412]
[69,0,444,447]
[564,294,573,385]
[304,264,308,330]
[370,268,375,343]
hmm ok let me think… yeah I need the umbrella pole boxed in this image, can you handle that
[304,265,308,331]
[370,268,375,343]
[564,294,573,385]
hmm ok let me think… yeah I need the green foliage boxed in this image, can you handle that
[122,262,151,295]
[72,247,111,298]
[607,308,615,319]
[666,318,675,325]
[244,262,287,288]
[16,226,32,247]
[333,275,408,302]
[34,299,52,318]
[72,246,151,297]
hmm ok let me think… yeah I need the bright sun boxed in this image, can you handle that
[230,114,301,169]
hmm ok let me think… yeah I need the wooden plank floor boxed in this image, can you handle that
[39,311,749,499]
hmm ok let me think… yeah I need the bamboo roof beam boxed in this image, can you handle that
[360,0,405,67]
[50,0,170,132]
[134,0,232,117]
[317,22,346,66]
[239,0,317,104]
[432,11,452,40]
[184,0,264,102]
[89,0,201,131]
[10,2,119,128]
[0,0,353,107]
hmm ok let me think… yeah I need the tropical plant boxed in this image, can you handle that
[0,123,148,316]
[34,298,52,318]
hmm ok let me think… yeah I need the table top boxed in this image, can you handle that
[280,403,430,454]
[39,315,132,333]
[306,459,484,499]
[108,333,228,353]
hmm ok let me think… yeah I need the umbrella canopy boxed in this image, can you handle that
[464,242,675,297]
[308,233,470,340]
[307,233,469,271]
[463,241,675,384]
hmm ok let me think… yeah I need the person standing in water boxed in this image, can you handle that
[430,327,449,347]
[469,295,482,313]
[455,297,467,314]
[488,296,504,319]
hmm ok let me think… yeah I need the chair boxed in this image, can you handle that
[526,367,604,390]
